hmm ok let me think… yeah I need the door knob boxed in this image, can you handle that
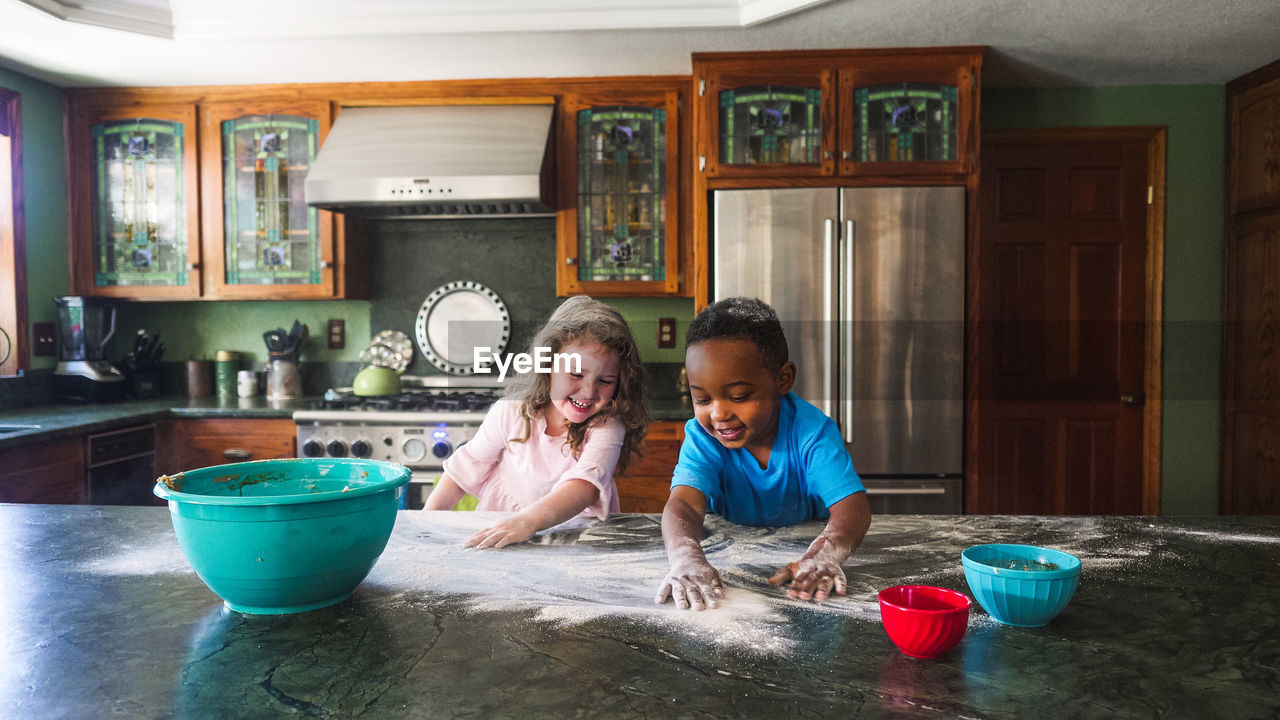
[1120,393,1145,407]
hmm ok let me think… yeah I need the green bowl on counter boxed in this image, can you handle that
[154,457,410,614]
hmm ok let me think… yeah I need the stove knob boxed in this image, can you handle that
[326,440,348,458]
[432,441,453,459]
[301,439,325,458]
[402,438,427,463]
[350,440,372,458]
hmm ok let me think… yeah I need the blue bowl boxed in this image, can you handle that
[961,544,1081,627]
[154,458,410,614]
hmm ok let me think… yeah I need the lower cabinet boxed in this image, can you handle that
[156,418,296,474]
[616,421,685,513]
[0,436,86,504]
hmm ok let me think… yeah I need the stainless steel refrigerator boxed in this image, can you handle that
[712,186,964,514]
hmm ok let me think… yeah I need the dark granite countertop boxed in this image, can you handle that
[0,394,689,450]
[3,506,1277,718]
[0,396,321,450]
[649,394,693,422]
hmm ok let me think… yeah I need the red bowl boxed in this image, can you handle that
[878,585,972,659]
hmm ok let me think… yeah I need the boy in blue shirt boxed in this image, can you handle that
[655,297,871,610]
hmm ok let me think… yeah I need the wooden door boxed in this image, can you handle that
[970,127,1164,515]
[1222,59,1280,514]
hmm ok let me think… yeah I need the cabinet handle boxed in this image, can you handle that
[186,262,198,270]
[223,449,252,460]
[841,151,853,160]
[319,260,332,269]
[565,257,577,266]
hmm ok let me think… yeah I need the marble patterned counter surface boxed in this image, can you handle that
[2,506,1277,719]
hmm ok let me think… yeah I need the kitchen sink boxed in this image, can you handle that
[0,425,41,435]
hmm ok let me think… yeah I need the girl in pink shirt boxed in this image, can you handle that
[425,296,649,548]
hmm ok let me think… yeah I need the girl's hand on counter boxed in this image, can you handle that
[465,514,540,549]
[768,535,848,602]
[655,552,725,611]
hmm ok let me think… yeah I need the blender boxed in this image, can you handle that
[52,296,127,402]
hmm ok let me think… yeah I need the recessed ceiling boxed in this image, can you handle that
[0,0,1277,89]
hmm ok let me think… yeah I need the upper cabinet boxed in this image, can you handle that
[199,100,337,299]
[694,48,982,181]
[67,102,203,299]
[66,91,360,300]
[556,82,686,297]
[698,65,836,178]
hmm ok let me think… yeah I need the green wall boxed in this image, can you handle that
[0,66,69,371]
[982,85,1225,516]
[106,301,371,368]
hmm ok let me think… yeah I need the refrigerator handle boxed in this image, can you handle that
[842,219,855,444]
[823,218,835,420]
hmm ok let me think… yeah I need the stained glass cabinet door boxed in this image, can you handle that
[200,101,334,299]
[837,61,978,177]
[558,91,681,296]
[698,67,836,178]
[69,103,202,298]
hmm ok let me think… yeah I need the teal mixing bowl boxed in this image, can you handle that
[154,458,410,614]
[961,544,1081,627]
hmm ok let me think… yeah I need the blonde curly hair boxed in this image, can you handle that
[503,296,649,474]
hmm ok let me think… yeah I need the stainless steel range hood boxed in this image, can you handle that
[305,104,556,219]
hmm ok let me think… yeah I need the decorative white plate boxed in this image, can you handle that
[414,281,511,375]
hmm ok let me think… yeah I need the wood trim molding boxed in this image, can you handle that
[0,86,26,376]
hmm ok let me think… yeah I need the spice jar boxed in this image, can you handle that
[237,370,257,398]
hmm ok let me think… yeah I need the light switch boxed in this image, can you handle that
[658,318,676,349]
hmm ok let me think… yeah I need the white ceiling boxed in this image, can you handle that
[0,0,1277,89]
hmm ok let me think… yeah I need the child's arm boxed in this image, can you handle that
[423,473,467,511]
[464,478,599,549]
[655,485,725,610]
[768,491,871,602]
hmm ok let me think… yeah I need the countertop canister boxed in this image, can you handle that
[214,350,241,399]
[186,360,213,399]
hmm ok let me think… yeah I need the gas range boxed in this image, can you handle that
[293,376,502,508]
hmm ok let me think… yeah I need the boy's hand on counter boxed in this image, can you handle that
[655,552,725,611]
[768,535,848,602]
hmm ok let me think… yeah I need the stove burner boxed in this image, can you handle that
[321,388,499,413]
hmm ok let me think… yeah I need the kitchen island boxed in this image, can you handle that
[2,506,1277,718]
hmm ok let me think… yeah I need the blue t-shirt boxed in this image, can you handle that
[671,392,865,526]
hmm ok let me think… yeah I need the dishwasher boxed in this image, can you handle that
[87,424,157,506]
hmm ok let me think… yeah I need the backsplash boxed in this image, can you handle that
[365,217,561,377]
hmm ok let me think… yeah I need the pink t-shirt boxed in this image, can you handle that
[441,399,623,519]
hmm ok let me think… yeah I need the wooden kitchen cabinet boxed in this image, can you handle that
[557,81,687,297]
[65,89,363,300]
[695,61,836,179]
[0,435,86,504]
[199,100,340,299]
[615,420,684,513]
[693,48,982,181]
[66,101,203,299]
[155,418,295,474]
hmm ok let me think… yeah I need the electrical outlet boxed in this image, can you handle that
[33,322,56,356]
[657,317,676,349]
[327,318,345,350]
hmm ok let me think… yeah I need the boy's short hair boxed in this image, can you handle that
[686,297,789,372]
